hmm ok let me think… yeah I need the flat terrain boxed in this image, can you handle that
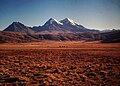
[0,41,120,85]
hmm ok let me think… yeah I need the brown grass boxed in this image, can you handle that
[0,41,120,85]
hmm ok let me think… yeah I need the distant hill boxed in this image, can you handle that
[0,31,37,43]
[101,30,120,43]
[0,31,101,43]
[0,30,119,43]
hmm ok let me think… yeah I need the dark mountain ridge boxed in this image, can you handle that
[4,22,34,34]
[101,30,120,43]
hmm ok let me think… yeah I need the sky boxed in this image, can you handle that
[0,0,120,30]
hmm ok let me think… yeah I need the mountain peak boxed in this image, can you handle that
[12,22,22,24]
[64,18,71,21]
[49,18,56,21]
[4,22,34,34]
[44,18,63,26]
[11,22,25,27]
[60,18,77,25]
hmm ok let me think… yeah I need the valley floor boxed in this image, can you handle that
[0,41,120,85]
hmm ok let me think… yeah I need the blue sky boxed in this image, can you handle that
[0,0,120,30]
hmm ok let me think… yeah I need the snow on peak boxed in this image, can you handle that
[48,18,63,25]
[61,18,77,25]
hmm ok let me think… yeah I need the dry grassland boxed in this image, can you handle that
[0,41,120,85]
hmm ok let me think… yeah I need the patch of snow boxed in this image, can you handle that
[49,18,63,25]
[61,18,78,25]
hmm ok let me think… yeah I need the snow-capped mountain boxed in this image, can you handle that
[37,18,65,32]
[60,18,91,32]
[4,22,34,34]
[44,18,63,26]
[32,18,95,32]
[60,18,77,26]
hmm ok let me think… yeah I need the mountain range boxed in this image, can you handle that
[1,18,120,43]
[4,18,98,33]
